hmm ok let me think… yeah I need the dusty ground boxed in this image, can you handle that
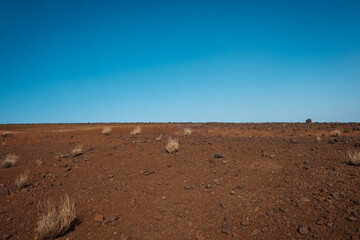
[1,122,360,240]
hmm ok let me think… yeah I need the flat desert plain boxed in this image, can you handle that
[1,123,360,240]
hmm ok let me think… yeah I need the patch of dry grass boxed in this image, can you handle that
[331,130,341,137]
[155,134,162,141]
[102,126,112,135]
[15,169,29,189]
[1,153,20,168]
[166,138,179,153]
[36,194,76,240]
[316,136,321,142]
[71,144,83,157]
[130,126,142,136]
[348,150,360,166]
[2,131,12,137]
[183,128,192,136]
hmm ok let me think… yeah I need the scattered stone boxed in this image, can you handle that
[214,179,220,185]
[61,154,69,158]
[241,220,249,226]
[185,184,193,190]
[354,199,360,205]
[0,185,9,196]
[298,225,310,235]
[144,169,155,175]
[205,184,212,189]
[221,223,232,235]
[93,214,104,222]
[35,160,44,166]
[266,210,275,217]
[279,207,289,213]
[109,220,119,226]
[2,233,12,239]
[327,222,334,227]
[58,163,68,168]
[107,186,117,192]
[63,167,71,172]
[346,216,357,222]
[54,155,61,161]
[154,212,164,221]
[250,229,261,236]
[214,153,224,159]
[230,190,236,195]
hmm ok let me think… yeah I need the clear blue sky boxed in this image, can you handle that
[1,0,359,123]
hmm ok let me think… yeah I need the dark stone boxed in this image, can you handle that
[221,223,232,235]
[107,186,117,192]
[214,153,224,159]
[0,185,9,196]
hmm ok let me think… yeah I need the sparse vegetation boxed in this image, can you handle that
[130,126,142,136]
[71,145,83,157]
[183,128,192,136]
[1,153,20,168]
[348,150,360,166]
[2,131,12,137]
[331,130,341,137]
[102,126,112,135]
[36,194,76,240]
[316,136,321,142]
[155,134,162,141]
[15,169,29,189]
[166,138,179,153]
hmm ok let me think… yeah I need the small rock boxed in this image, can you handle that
[205,184,212,189]
[0,185,9,196]
[346,216,357,222]
[154,212,164,221]
[58,163,68,168]
[214,153,224,158]
[279,207,288,213]
[54,155,61,161]
[241,220,249,226]
[144,169,155,175]
[61,154,69,158]
[230,190,235,195]
[63,167,71,172]
[93,214,104,222]
[35,160,44,166]
[221,223,232,235]
[298,225,310,235]
[354,199,360,205]
[266,210,274,217]
[107,186,117,192]
[250,229,260,236]
[185,184,193,190]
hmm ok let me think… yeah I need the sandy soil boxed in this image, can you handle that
[1,122,360,240]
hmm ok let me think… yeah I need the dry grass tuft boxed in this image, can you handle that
[183,128,192,136]
[2,131,12,137]
[1,153,20,168]
[71,145,83,157]
[155,134,162,141]
[102,126,112,135]
[316,136,321,142]
[130,126,142,136]
[166,138,179,153]
[15,169,29,189]
[331,130,341,137]
[36,194,76,240]
[348,150,360,166]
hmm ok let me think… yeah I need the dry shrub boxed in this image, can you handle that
[2,131,12,137]
[155,134,162,141]
[102,126,112,135]
[183,128,192,136]
[166,138,179,153]
[1,153,20,168]
[130,126,142,136]
[15,169,29,189]
[71,144,83,157]
[331,130,341,137]
[348,150,360,166]
[36,194,76,240]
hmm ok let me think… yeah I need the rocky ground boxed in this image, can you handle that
[0,122,360,240]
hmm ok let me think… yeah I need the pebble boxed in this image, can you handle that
[154,212,164,221]
[230,190,236,195]
[250,229,261,236]
[185,184,193,190]
[298,225,310,235]
[214,153,224,158]
[93,214,104,222]
[0,185,9,196]
[205,184,212,189]
[35,160,44,166]
[221,223,232,235]
[241,220,249,226]
[107,186,117,192]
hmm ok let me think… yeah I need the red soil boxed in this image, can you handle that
[1,123,360,240]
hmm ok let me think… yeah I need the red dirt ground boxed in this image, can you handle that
[1,123,360,240]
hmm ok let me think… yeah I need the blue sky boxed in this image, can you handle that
[1,0,359,123]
